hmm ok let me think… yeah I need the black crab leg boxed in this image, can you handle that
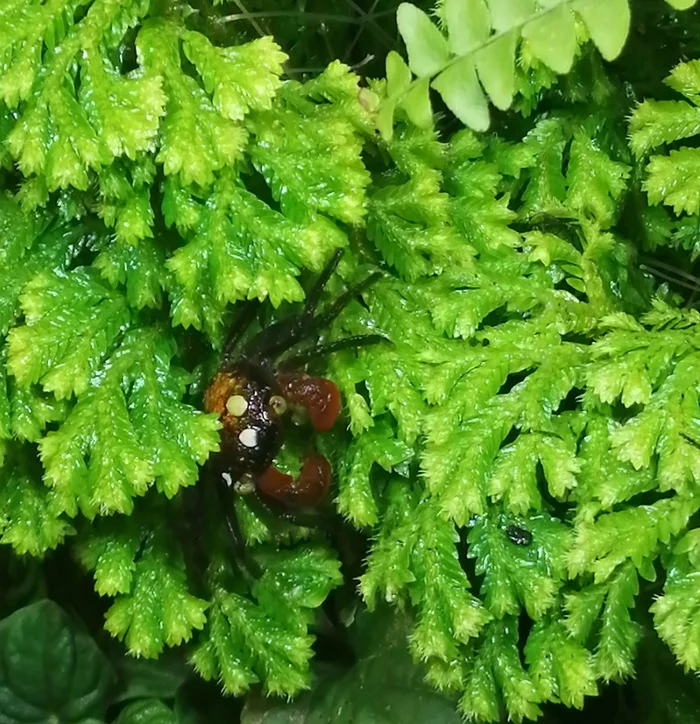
[311,270,382,329]
[208,460,263,580]
[220,301,260,370]
[179,482,210,579]
[303,247,344,314]
[279,334,388,369]
[243,269,383,363]
[240,250,344,362]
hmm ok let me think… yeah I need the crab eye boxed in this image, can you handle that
[269,395,287,415]
[226,394,248,417]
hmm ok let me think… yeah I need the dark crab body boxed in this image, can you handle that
[202,249,384,557]
[205,363,286,475]
[204,363,340,507]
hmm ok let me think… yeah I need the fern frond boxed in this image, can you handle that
[379,0,634,135]
[4,0,159,187]
[589,303,700,493]
[469,511,571,619]
[565,563,643,681]
[5,277,220,517]
[0,444,74,556]
[645,148,700,215]
[77,508,208,657]
[630,58,700,247]
[525,615,597,708]
[652,529,700,670]
[191,545,342,696]
[460,618,542,723]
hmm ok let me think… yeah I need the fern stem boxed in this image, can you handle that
[286,54,375,76]
[344,0,398,50]
[640,263,700,293]
[215,11,384,25]
[229,0,266,37]
[640,256,700,285]
[345,0,382,62]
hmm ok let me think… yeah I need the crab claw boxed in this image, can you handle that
[277,372,341,432]
[257,453,332,508]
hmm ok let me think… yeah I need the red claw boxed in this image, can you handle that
[257,453,332,508]
[277,372,341,432]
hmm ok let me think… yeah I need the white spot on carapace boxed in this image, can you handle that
[239,428,258,448]
[226,394,248,417]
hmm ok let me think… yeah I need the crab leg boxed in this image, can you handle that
[279,334,388,369]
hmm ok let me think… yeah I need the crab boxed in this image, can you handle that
[202,249,384,560]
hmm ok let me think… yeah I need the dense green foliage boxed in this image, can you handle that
[3,0,700,722]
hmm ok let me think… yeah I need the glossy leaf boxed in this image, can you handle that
[0,600,114,723]
[115,699,177,724]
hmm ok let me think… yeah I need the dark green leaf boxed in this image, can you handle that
[113,654,190,703]
[635,630,700,724]
[114,699,177,724]
[240,608,462,724]
[0,600,114,723]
